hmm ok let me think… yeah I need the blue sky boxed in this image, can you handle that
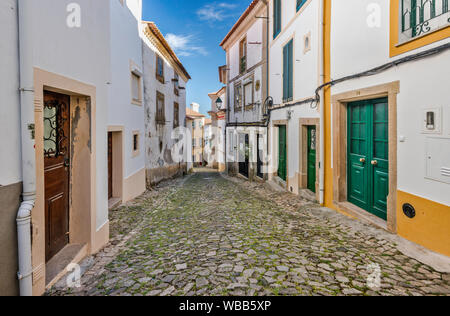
[142,0,252,116]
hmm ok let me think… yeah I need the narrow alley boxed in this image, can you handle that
[48,169,450,296]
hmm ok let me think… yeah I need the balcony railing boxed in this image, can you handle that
[402,0,450,38]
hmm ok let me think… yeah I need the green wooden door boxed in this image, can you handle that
[307,126,316,193]
[348,98,388,220]
[278,125,287,181]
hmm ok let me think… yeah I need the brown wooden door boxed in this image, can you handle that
[44,91,70,262]
[108,132,113,199]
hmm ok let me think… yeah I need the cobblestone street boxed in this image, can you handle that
[48,169,450,296]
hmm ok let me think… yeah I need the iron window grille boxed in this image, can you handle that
[401,0,450,40]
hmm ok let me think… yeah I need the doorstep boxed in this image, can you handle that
[45,243,88,289]
[108,197,122,211]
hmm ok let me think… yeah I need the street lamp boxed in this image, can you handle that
[215,97,223,111]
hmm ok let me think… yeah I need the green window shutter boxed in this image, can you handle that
[288,40,293,100]
[283,40,293,102]
[297,0,307,11]
[274,0,281,38]
[283,44,288,101]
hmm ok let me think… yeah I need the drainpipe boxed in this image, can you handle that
[318,0,325,205]
[17,0,36,296]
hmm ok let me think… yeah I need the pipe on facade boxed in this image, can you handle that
[17,0,36,296]
[317,0,325,205]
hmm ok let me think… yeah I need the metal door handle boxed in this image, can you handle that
[359,158,366,163]
[371,160,378,166]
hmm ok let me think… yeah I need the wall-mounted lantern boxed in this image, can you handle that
[215,97,224,111]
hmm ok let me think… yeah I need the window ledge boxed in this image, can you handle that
[395,24,450,47]
[131,99,142,106]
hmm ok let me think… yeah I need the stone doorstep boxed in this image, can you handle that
[45,243,88,290]
[108,197,122,211]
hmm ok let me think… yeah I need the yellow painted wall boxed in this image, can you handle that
[323,0,334,209]
[397,191,450,257]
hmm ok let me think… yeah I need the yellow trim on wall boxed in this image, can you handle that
[390,0,450,57]
[323,0,333,209]
[397,191,450,257]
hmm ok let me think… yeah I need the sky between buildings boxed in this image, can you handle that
[142,0,252,116]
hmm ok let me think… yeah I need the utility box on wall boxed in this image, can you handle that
[421,107,442,134]
[425,137,450,184]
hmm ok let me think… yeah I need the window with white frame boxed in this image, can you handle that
[234,84,243,111]
[131,72,142,104]
[399,0,450,43]
[244,81,253,107]
[156,91,165,124]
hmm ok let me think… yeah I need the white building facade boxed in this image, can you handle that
[325,0,450,256]
[221,0,268,181]
[108,0,146,208]
[141,22,190,186]
[0,0,161,296]
[208,86,227,172]
[267,0,323,201]
[0,0,122,296]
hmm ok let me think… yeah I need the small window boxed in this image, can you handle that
[239,37,247,74]
[173,72,179,96]
[192,121,195,129]
[156,91,165,124]
[132,131,140,156]
[244,82,253,108]
[131,72,142,104]
[156,55,164,83]
[234,84,243,111]
[273,0,282,38]
[173,102,179,128]
[304,32,311,54]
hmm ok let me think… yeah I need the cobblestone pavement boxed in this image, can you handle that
[48,169,450,296]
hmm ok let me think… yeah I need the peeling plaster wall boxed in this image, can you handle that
[26,0,111,229]
[142,35,188,185]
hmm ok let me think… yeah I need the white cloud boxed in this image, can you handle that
[196,2,238,22]
[165,33,208,57]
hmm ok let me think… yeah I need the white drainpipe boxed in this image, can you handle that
[318,0,325,205]
[17,0,36,296]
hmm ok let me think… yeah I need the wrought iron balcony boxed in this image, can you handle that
[401,0,450,39]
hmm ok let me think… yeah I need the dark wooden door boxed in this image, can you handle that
[239,134,249,178]
[257,134,264,179]
[108,132,113,199]
[307,126,317,193]
[278,125,287,181]
[348,98,388,220]
[44,91,70,261]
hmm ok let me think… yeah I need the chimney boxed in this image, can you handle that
[191,102,200,113]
